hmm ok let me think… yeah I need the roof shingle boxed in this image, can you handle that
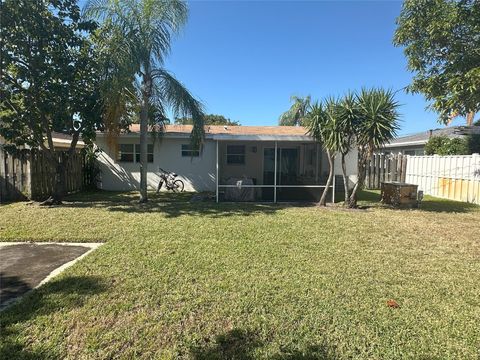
[128,124,309,136]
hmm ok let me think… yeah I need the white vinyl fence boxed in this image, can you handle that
[405,154,480,205]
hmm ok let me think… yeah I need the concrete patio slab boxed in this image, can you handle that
[0,242,102,310]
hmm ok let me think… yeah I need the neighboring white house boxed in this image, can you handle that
[95,125,358,202]
[383,125,480,155]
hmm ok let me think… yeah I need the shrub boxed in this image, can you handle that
[424,136,469,155]
[466,134,480,154]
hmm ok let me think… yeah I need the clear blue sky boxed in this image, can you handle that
[160,0,463,135]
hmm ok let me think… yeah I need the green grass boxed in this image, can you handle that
[0,190,479,359]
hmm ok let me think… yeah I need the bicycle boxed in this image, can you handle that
[156,168,185,193]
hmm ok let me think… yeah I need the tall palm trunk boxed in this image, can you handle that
[139,71,152,203]
[318,150,334,206]
[341,153,349,205]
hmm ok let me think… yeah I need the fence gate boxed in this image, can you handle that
[365,153,407,190]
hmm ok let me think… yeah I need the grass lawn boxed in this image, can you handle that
[0,191,479,359]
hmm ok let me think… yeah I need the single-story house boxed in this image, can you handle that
[383,125,480,155]
[95,125,358,202]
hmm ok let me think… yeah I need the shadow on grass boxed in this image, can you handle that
[0,274,31,308]
[359,190,478,213]
[417,197,479,213]
[63,190,289,218]
[64,189,478,216]
[0,275,107,359]
[190,329,336,360]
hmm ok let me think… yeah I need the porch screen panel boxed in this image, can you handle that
[275,143,328,202]
[218,141,273,202]
[218,141,331,203]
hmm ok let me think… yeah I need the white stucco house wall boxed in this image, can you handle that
[95,125,358,202]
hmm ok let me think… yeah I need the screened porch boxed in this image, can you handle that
[214,140,335,202]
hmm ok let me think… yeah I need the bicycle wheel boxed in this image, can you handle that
[172,179,184,192]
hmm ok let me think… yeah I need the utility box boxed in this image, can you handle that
[381,182,419,208]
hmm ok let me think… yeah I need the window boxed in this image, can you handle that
[226,145,245,164]
[119,144,134,162]
[118,144,153,163]
[181,144,200,157]
[135,144,154,163]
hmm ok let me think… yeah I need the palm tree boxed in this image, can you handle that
[336,92,358,205]
[84,0,204,202]
[348,88,400,208]
[306,98,343,206]
[279,96,311,126]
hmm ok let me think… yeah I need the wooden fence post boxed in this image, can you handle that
[379,153,385,185]
[0,149,6,202]
[401,155,407,182]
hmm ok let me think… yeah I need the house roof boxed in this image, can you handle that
[0,132,85,149]
[123,124,313,141]
[51,132,85,148]
[384,126,480,148]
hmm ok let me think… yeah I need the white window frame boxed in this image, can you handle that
[226,145,246,165]
[181,144,200,157]
[118,144,153,163]
[118,144,135,163]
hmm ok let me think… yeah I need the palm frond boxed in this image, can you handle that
[152,68,204,147]
[355,88,401,153]
[279,95,311,126]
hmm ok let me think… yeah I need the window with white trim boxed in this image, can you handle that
[226,145,245,164]
[118,144,153,163]
[118,144,134,162]
[181,144,200,157]
[135,144,154,163]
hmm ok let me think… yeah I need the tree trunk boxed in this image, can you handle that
[348,148,367,208]
[40,153,67,205]
[53,160,66,202]
[341,153,349,205]
[318,151,334,206]
[139,73,151,203]
[38,113,82,206]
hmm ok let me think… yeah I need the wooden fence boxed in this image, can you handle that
[0,148,88,203]
[405,154,480,205]
[365,153,407,189]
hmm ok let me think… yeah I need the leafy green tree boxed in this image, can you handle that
[306,99,343,206]
[466,134,480,154]
[175,114,239,126]
[394,0,480,124]
[0,0,101,204]
[84,0,204,203]
[425,136,470,155]
[349,88,400,208]
[279,96,311,126]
